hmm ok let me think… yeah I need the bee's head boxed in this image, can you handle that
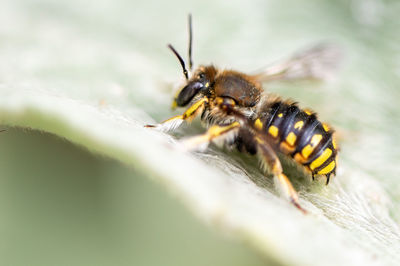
[173,66,217,107]
[168,14,217,108]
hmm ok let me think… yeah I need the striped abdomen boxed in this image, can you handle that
[254,101,338,181]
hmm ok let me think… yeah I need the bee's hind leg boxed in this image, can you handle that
[254,135,307,214]
[180,122,241,151]
[145,97,208,132]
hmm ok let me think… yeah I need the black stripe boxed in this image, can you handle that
[313,134,337,174]
[266,102,289,137]
[279,105,300,140]
[293,114,319,154]
[314,152,335,174]
[305,133,333,167]
[264,101,282,129]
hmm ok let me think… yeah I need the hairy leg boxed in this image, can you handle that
[145,97,208,131]
[181,122,240,151]
[255,135,307,213]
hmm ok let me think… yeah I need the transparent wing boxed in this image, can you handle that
[252,43,343,82]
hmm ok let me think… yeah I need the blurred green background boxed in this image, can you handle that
[0,129,269,266]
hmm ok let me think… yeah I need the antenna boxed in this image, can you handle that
[168,44,189,80]
[188,13,193,71]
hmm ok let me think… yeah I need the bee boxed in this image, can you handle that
[146,15,340,213]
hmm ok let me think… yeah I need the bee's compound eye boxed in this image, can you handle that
[198,73,205,79]
[176,81,204,107]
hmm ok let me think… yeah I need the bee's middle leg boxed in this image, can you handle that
[181,122,241,151]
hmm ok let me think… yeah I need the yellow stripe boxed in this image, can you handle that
[208,122,240,138]
[183,98,207,118]
[301,145,314,159]
[301,134,322,159]
[280,141,295,153]
[278,113,283,118]
[332,137,337,149]
[286,132,297,146]
[294,121,304,130]
[322,123,330,132]
[294,153,306,164]
[268,125,279,137]
[310,148,332,170]
[254,118,263,130]
[304,109,312,115]
[317,160,336,175]
[310,134,322,147]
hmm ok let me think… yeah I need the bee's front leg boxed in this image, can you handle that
[145,97,208,132]
[179,96,243,151]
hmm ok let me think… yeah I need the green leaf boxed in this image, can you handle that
[1,0,400,265]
